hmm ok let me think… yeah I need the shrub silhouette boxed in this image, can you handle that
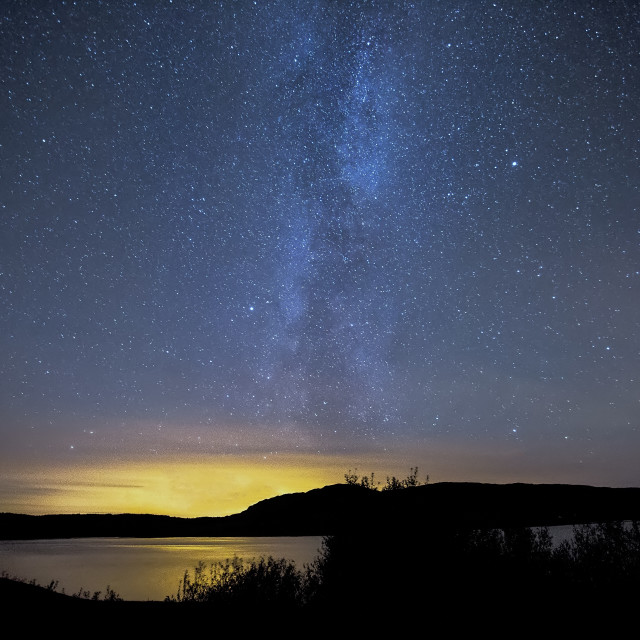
[343,466,428,490]
[169,556,305,607]
[165,520,640,614]
[553,521,640,591]
[382,466,428,490]
[343,468,377,489]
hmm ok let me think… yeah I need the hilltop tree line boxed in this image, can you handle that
[343,466,429,490]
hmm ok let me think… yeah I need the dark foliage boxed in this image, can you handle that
[165,520,640,619]
[343,466,429,490]
[5,522,640,632]
[168,557,305,608]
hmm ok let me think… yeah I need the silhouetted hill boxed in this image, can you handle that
[0,577,289,633]
[2,482,640,539]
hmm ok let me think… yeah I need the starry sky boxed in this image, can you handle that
[1,1,639,516]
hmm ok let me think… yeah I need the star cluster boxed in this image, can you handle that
[1,1,639,489]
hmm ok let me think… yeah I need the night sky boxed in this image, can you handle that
[1,1,639,516]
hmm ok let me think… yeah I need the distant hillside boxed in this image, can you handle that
[2,482,640,539]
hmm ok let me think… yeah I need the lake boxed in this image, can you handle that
[0,536,325,601]
[0,525,586,601]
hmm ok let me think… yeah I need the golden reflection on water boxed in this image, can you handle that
[0,536,324,601]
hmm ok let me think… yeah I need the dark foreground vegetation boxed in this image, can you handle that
[4,475,640,631]
[167,522,640,611]
[4,520,640,632]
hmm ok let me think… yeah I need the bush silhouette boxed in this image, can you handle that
[382,466,428,490]
[168,556,305,607]
[166,520,640,616]
[553,521,640,591]
[343,466,428,490]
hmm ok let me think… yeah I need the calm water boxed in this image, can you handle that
[0,525,589,601]
[0,536,324,601]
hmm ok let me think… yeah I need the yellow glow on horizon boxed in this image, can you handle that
[0,437,610,517]
[0,454,357,517]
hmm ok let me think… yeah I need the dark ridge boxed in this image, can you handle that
[0,577,280,632]
[2,482,640,539]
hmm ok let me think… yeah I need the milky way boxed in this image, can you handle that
[1,1,639,486]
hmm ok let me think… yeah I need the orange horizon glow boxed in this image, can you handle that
[2,437,635,517]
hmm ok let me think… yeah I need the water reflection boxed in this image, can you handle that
[0,525,594,601]
[0,537,324,601]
